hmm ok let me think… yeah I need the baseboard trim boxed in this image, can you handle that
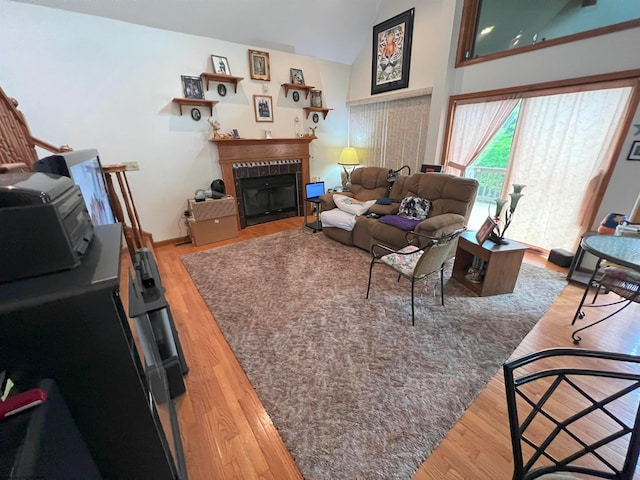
[154,236,191,247]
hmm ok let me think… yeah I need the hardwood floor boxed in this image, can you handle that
[147,218,640,479]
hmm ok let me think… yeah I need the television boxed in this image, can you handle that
[34,149,116,226]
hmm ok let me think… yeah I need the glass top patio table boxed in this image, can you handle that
[581,235,640,272]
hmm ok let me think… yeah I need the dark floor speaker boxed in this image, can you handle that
[549,248,574,267]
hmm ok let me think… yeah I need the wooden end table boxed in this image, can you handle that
[452,231,528,296]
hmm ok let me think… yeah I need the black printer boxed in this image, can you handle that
[0,172,93,283]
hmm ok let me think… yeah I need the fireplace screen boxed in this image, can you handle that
[241,174,298,226]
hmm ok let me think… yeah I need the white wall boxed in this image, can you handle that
[0,0,350,241]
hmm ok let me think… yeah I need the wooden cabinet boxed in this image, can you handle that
[452,231,527,296]
[0,224,185,479]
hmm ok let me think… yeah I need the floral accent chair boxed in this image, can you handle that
[366,228,466,325]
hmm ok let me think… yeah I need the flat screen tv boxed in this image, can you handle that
[34,149,116,226]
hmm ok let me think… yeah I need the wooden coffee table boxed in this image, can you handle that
[452,231,528,296]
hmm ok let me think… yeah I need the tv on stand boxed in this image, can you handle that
[35,149,116,227]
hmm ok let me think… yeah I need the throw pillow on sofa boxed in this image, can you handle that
[378,215,421,231]
[398,196,431,220]
[333,194,376,216]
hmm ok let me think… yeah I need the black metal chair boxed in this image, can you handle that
[504,348,640,480]
[365,227,465,325]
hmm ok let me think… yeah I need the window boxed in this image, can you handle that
[457,0,640,66]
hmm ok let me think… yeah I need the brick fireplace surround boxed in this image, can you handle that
[213,138,313,228]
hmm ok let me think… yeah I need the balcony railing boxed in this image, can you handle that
[466,166,506,202]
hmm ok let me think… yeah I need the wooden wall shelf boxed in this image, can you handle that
[303,107,333,120]
[200,73,244,92]
[281,83,315,99]
[172,98,218,116]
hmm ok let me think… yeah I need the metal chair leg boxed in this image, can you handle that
[411,278,416,326]
[440,265,445,306]
[366,258,376,299]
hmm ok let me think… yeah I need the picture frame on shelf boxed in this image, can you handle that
[248,50,270,81]
[253,94,274,122]
[310,90,322,108]
[475,216,498,245]
[211,55,231,75]
[181,75,204,99]
[371,8,414,95]
[290,68,305,85]
[628,140,640,161]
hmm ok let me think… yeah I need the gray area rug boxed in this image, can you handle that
[181,228,567,479]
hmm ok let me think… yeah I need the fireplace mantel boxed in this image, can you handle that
[212,137,314,227]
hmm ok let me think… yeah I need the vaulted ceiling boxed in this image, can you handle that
[14,0,390,65]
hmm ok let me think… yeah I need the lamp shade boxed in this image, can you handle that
[338,147,359,166]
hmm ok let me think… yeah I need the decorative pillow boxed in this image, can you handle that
[398,196,431,220]
[320,208,357,231]
[378,214,421,231]
[333,194,376,216]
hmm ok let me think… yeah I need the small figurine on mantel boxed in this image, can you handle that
[208,119,230,140]
[303,126,317,138]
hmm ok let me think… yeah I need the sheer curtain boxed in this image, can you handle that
[445,98,520,175]
[349,95,430,173]
[504,87,633,251]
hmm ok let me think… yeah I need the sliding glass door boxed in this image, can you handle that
[446,83,634,251]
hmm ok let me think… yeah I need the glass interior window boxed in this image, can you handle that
[466,0,640,60]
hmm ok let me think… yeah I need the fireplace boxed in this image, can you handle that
[212,138,313,229]
[239,173,298,226]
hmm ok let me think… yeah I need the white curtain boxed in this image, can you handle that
[504,87,633,251]
[349,95,430,173]
[445,98,520,175]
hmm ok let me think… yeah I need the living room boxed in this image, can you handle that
[1,0,640,478]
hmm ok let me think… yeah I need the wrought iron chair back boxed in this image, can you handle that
[504,348,640,480]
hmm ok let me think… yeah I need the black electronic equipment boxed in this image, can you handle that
[35,149,116,227]
[0,172,93,283]
[210,178,225,195]
[194,188,225,202]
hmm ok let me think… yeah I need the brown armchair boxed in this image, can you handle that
[319,166,391,211]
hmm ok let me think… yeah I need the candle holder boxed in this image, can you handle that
[488,184,526,245]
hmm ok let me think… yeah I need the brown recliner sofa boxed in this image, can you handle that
[319,167,478,252]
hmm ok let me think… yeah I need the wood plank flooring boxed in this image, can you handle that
[146,218,640,479]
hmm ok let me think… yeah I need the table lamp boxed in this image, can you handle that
[338,147,359,191]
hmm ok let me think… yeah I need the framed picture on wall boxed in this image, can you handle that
[253,94,274,122]
[249,50,270,81]
[628,140,640,161]
[211,55,231,75]
[181,75,204,99]
[371,8,414,95]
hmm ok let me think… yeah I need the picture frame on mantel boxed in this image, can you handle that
[371,8,414,95]
[249,49,270,81]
